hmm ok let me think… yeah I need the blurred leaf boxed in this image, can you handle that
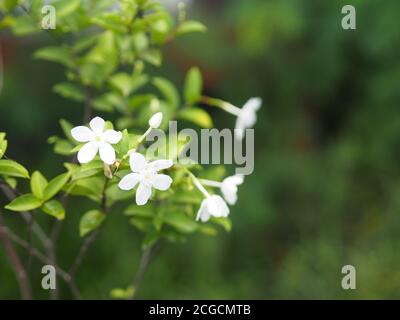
[176,20,207,36]
[11,15,38,35]
[0,133,8,159]
[110,286,134,299]
[164,211,198,233]
[54,0,80,18]
[53,83,85,102]
[183,67,202,104]
[41,200,65,220]
[152,77,179,109]
[34,46,75,68]
[178,107,213,128]
[80,210,105,237]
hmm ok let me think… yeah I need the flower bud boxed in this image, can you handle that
[149,112,163,129]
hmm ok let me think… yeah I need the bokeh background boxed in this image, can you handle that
[2,0,400,299]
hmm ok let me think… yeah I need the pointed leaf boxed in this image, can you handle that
[5,194,42,212]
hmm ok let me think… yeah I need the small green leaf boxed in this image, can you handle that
[53,0,80,18]
[110,286,134,299]
[0,159,29,179]
[80,210,105,237]
[5,194,42,212]
[109,72,135,97]
[42,200,65,220]
[34,46,75,68]
[11,15,39,36]
[152,77,180,110]
[183,67,202,104]
[30,171,48,199]
[43,172,71,201]
[178,107,213,128]
[59,119,75,142]
[142,49,162,67]
[164,212,198,233]
[53,83,85,102]
[0,133,8,159]
[176,20,207,36]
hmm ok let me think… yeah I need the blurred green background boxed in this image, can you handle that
[2,0,400,299]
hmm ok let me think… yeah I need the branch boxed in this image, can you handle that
[131,243,159,299]
[69,177,110,277]
[0,180,52,250]
[4,223,81,299]
[0,214,32,300]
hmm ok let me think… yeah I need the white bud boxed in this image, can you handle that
[149,112,163,129]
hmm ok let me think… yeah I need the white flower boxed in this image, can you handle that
[196,195,230,222]
[71,117,122,165]
[148,112,163,129]
[234,97,262,140]
[118,152,173,206]
[220,175,244,205]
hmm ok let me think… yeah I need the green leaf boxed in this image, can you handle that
[30,171,48,199]
[80,210,105,237]
[109,73,136,97]
[0,160,29,179]
[142,49,162,67]
[34,46,75,68]
[110,286,134,299]
[178,107,213,128]
[41,200,65,220]
[54,0,81,18]
[11,15,39,36]
[184,67,202,104]
[164,212,198,233]
[59,119,75,142]
[53,83,85,102]
[0,133,8,159]
[176,20,207,36]
[5,194,42,212]
[43,172,71,201]
[152,77,180,110]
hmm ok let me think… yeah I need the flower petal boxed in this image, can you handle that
[77,142,98,164]
[103,129,122,144]
[221,184,238,205]
[234,118,245,140]
[71,126,94,142]
[129,152,147,173]
[196,199,211,222]
[243,97,262,112]
[208,195,230,218]
[118,173,140,191]
[136,182,152,206]
[151,174,172,191]
[99,143,116,165]
[149,159,173,171]
[89,116,105,134]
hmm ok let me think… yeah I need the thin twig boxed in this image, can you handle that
[131,243,159,299]
[5,224,81,299]
[0,214,32,300]
[0,181,52,250]
[69,177,110,277]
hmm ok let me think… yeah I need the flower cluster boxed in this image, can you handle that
[70,97,260,223]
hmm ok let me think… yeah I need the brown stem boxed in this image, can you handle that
[83,89,93,123]
[69,177,110,278]
[5,224,81,299]
[0,214,32,300]
[131,243,159,299]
